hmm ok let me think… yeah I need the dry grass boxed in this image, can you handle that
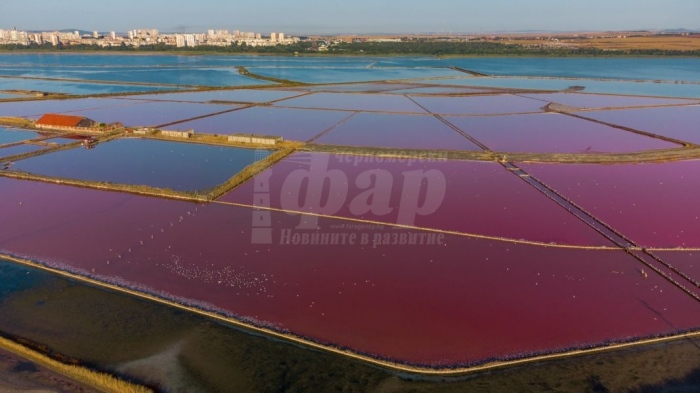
[205,142,302,200]
[0,336,152,393]
[580,36,700,51]
[305,143,700,165]
[506,36,700,51]
[0,117,33,127]
[0,170,206,201]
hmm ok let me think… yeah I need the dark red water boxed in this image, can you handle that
[1,177,699,367]
[445,113,677,153]
[274,92,428,113]
[652,252,700,284]
[169,107,352,141]
[521,161,700,248]
[522,93,698,109]
[579,106,700,145]
[410,95,546,115]
[221,152,610,246]
[315,113,482,150]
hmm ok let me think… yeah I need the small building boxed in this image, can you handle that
[229,133,283,146]
[132,127,155,135]
[35,114,97,131]
[161,129,194,138]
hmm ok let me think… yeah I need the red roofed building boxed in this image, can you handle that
[35,114,97,131]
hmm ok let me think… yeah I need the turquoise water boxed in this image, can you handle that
[440,57,700,82]
[0,77,176,95]
[0,54,378,68]
[0,261,47,300]
[245,67,462,83]
[0,54,696,98]
[1,54,697,80]
[0,93,26,99]
[0,67,272,87]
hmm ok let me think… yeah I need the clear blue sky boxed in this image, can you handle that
[1,0,698,34]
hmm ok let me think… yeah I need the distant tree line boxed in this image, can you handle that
[1,41,699,57]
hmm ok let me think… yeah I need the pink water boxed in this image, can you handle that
[445,113,678,153]
[652,251,700,284]
[578,106,700,144]
[274,92,428,113]
[169,107,353,141]
[221,152,611,247]
[1,177,699,366]
[521,160,700,248]
[69,101,239,127]
[0,98,142,119]
[315,113,482,150]
[410,94,546,115]
[119,89,303,104]
[522,93,698,109]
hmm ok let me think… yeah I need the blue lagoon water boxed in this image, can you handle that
[439,57,700,82]
[0,92,27,99]
[0,261,49,300]
[0,127,39,145]
[245,67,462,84]
[0,67,271,87]
[0,144,45,158]
[0,53,697,95]
[11,138,269,191]
[0,77,176,95]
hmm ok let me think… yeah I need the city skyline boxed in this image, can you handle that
[1,0,699,34]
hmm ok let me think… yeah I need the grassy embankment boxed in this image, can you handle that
[0,336,151,393]
[305,143,700,165]
[0,116,33,128]
[236,66,306,86]
[205,141,302,199]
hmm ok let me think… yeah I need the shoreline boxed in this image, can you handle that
[1,252,699,378]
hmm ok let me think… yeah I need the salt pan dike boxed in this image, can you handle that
[2,177,700,372]
[221,152,610,247]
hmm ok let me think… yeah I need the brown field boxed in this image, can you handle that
[505,35,700,51]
